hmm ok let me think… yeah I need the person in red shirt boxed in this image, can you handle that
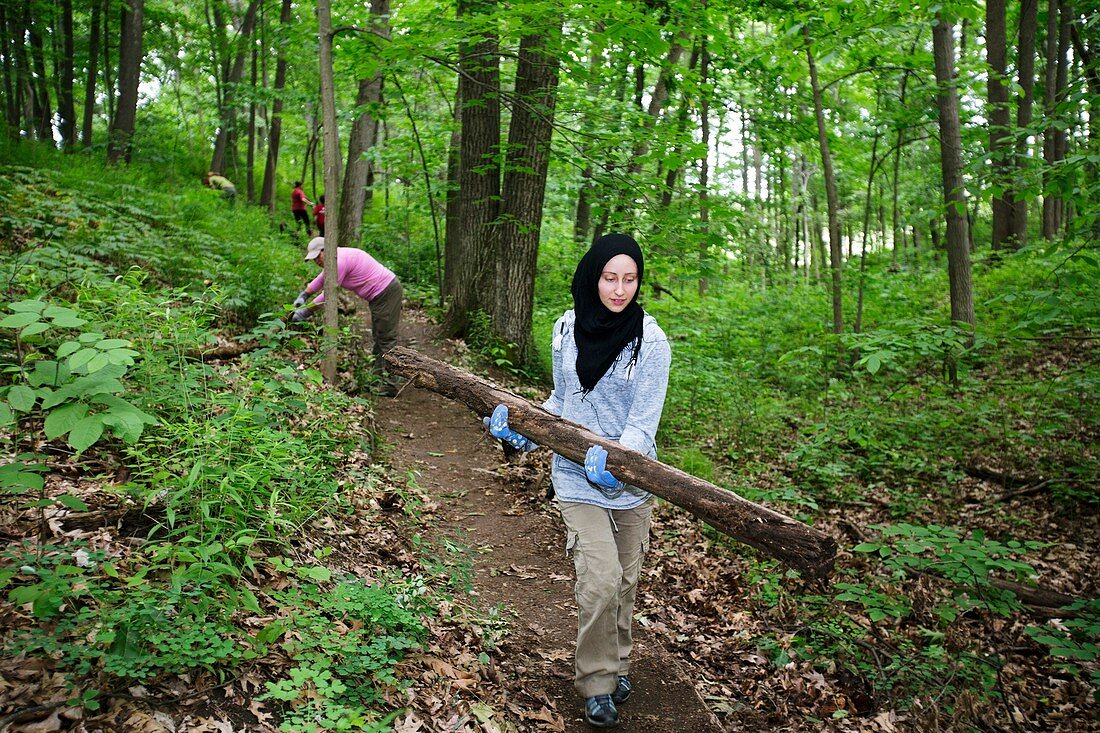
[291,181,313,236]
[313,195,326,237]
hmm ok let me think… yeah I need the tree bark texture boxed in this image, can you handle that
[382,346,839,577]
[82,0,101,148]
[260,0,292,212]
[1042,0,1067,237]
[805,30,844,336]
[1011,0,1039,248]
[932,15,975,329]
[210,0,260,175]
[27,2,52,141]
[57,0,75,149]
[444,0,500,335]
[338,0,388,248]
[0,3,18,137]
[107,0,144,165]
[490,24,561,363]
[317,0,342,384]
[986,0,1014,251]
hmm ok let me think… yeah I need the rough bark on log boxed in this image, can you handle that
[384,346,839,577]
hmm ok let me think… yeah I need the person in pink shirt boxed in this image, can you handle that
[291,237,403,396]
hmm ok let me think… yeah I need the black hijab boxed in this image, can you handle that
[571,233,645,392]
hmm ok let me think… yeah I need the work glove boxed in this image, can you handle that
[482,404,537,452]
[290,307,312,323]
[585,445,625,494]
[293,291,309,307]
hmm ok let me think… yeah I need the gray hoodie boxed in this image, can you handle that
[541,309,672,510]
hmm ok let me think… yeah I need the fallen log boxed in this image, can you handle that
[384,346,839,577]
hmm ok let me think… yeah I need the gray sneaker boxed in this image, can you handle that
[584,694,619,728]
[611,675,632,705]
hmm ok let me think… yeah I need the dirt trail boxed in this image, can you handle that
[380,309,723,732]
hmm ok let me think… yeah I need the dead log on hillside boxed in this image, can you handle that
[384,346,839,578]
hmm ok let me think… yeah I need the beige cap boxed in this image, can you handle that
[304,237,325,260]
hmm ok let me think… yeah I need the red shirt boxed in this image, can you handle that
[313,202,325,227]
[291,187,308,212]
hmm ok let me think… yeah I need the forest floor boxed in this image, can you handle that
[1,300,1096,732]
[378,307,723,732]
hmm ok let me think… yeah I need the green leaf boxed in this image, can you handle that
[86,352,111,374]
[299,565,332,582]
[19,321,51,337]
[0,312,42,329]
[9,300,46,313]
[0,403,12,427]
[56,494,89,511]
[44,402,89,440]
[68,415,106,452]
[57,341,81,358]
[7,385,38,412]
[68,348,98,371]
[50,313,87,328]
[95,339,131,350]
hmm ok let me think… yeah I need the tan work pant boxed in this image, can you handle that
[559,499,652,698]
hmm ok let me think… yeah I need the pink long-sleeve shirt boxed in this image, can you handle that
[305,247,396,304]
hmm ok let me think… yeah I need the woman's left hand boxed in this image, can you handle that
[585,445,624,491]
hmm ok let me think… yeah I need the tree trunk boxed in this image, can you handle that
[805,29,844,336]
[101,0,114,128]
[932,14,976,330]
[987,0,1014,251]
[210,0,260,175]
[27,2,52,141]
[698,42,711,296]
[0,3,18,137]
[107,0,144,165]
[490,22,562,363]
[1069,16,1099,237]
[572,22,605,244]
[317,0,342,384]
[659,43,701,211]
[56,0,76,149]
[383,346,839,578]
[444,85,462,294]
[260,0,292,212]
[856,133,881,334]
[81,0,101,148]
[1011,0,1039,248]
[338,0,389,247]
[247,45,257,201]
[1042,0,1068,237]
[444,0,500,336]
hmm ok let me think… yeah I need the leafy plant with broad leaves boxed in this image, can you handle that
[1,298,156,454]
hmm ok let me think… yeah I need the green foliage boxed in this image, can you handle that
[1,298,157,452]
[465,309,535,379]
[852,524,1048,622]
[1,164,303,325]
[1025,600,1100,696]
[2,542,252,682]
[261,575,432,732]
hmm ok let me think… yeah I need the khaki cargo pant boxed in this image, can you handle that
[559,499,653,698]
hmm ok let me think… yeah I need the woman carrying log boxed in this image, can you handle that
[484,233,671,728]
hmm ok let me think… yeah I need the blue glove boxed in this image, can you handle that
[291,307,312,322]
[293,291,309,307]
[585,445,625,493]
[483,404,537,452]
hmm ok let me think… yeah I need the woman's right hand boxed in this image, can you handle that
[483,404,537,452]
